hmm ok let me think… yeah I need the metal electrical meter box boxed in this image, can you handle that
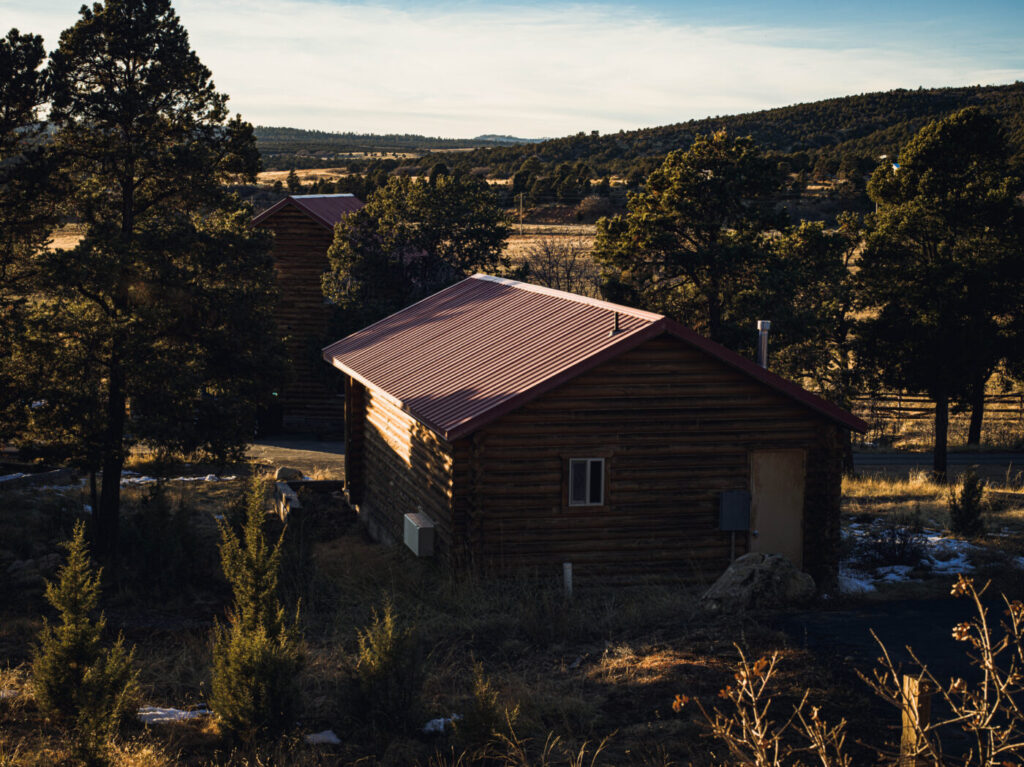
[403,511,436,557]
[719,490,751,531]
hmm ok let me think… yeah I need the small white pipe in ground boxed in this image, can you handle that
[563,561,573,599]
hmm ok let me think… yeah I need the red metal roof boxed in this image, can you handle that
[252,194,364,230]
[322,275,868,440]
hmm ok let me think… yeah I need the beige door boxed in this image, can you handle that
[749,450,806,567]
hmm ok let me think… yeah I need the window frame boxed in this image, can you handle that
[567,457,606,507]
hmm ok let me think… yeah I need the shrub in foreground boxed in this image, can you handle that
[210,475,303,741]
[32,520,137,761]
[676,574,1024,766]
[356,598,422,732]
[948,468,986,537]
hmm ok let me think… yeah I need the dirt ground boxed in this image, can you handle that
[246,437,345,478]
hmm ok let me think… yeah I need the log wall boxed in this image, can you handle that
[452,334,843,585]
[257,207,344,432]
[354,386,457,556]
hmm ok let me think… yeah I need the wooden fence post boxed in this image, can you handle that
[899,674,933,766]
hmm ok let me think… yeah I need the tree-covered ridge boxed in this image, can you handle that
[253,126,539,168]
[416,82,1024,177]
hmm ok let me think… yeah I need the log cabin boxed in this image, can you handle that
[254,194,364,432]
[322,274,867,584]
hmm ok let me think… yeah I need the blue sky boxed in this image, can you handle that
[3,0,1022,137]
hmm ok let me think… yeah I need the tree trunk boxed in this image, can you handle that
[933,393,949,483]
[967,377,986,447]
[89,471,98,521]
[707,285,722,344]
[841,428,855,474]
[95,368,127,561]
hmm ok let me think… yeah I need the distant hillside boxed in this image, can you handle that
[412,82,1024,178]
[473,134,547,145]
[254,127,539,169]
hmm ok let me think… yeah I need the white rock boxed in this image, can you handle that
[701,552,815,611]
[305,729,341,745]
[422,714,462,735]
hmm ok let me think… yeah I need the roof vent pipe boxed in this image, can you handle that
[757,320,771,369]
[609,311,621,336]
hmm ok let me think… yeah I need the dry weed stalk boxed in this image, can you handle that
[675,647,850,766]
[490,713,611,767]
[860,574,1024,766]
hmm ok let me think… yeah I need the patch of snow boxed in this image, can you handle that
[82,504,92,514]
[422,713,462,734]
[1014,556,1024,569]
[0,473,27,482]
[0,689,20,700]
[123,473,239,486]
[875,565,915,582]
[838,569,877,594]
[840,518,984,593]
[121,475,157,486]
[305,729,341,745]
[137,706,210,724]
[927,552,975,575]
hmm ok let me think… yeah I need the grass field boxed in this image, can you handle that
[256,167,353,185]
[46,223,86,251]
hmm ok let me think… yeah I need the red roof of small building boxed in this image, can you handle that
[322,274,868,441]
[253,194,364,230]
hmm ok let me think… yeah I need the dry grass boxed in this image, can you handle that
[256,168,352,185]
[843,469,1024,529]
[46,224,85,251]
[854,378,1024,451]
[5,461,975,766]
[504,226,598,294]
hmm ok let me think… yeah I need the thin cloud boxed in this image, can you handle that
[3,0,1022,136]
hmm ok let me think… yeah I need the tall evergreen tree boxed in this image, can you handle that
[323,172,510,334]
[0,29,52,427]
[4,0,285,556]
[858,107,1024,478]
[593,131,783,349]
[770,214,861,408]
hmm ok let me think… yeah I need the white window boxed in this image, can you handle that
[569,458,604,506]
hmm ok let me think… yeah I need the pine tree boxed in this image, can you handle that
[323,173,510,335]
[593,131,784,349]
[4,0,285,557]
[210,475,302,741]
[32,521,137,759]
[858,108,1024,479]
[0,28,53,433]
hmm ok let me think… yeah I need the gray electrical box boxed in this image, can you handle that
[719,490,750,531]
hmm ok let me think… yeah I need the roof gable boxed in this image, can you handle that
[322,275,867,440]
[253,194,364,230]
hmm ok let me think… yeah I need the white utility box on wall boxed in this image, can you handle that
[403,511,435,557]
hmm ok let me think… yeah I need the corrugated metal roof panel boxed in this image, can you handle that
[252,194,364,230]
[323,274,867,439]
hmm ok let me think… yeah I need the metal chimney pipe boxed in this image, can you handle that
[609,311,621,336]
[757,320,771,369]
